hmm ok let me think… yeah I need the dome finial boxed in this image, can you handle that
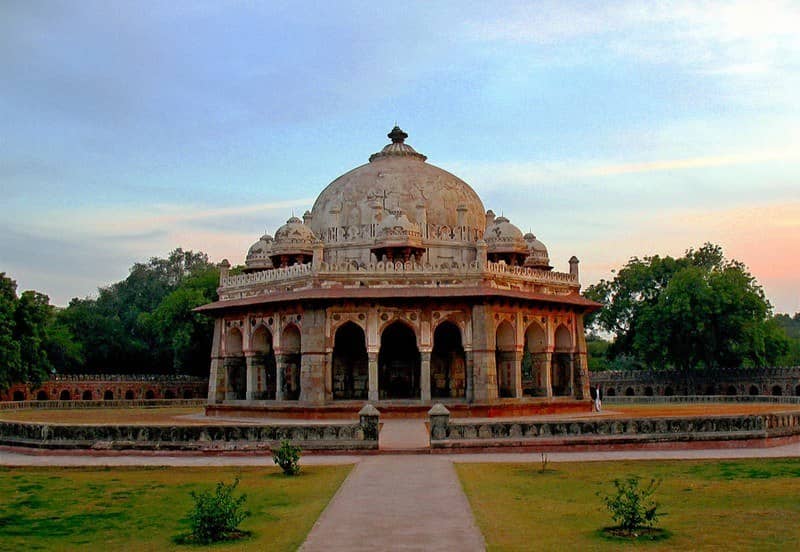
[388,125,408,144]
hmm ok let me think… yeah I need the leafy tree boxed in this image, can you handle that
[0,273,22,389]
[585,243,789,370]
[773,313,800,365]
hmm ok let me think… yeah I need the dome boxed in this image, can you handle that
[375,208,423,249]
[271,216,316,258]
[310,127,486,240]
[523,233,552,270]
[484,216,527,254]
[245,234,274,271]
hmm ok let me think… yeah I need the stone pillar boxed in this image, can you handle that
[207,318,224,404]
[428,403,450,441]
[299,308,327,404]
[465,349,474,403]
[567,355,575,397]
[471,304,498,401]
[275,352,285,401]
[574,315,590,400]
[368,351,379,402]
[420,350,432,401]
[543,351,553,399]
[359,403,380,441]
[512,349,524,398]
[245,352,258,401]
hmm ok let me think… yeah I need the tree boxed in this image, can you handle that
[585,243,789,370]
[0,273,22,389]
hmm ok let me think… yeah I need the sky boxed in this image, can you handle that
[1,1,799,314]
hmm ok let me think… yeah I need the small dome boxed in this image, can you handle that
[271,216,316,258]
[245,234,274,271]
[375,209,423,249]
[484,216,527,254]
[523,233,551,270]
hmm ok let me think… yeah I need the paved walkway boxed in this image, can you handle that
[379,419,429,451]
[300,455,485,552]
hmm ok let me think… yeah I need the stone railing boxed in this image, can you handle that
[427,403,800,449]
[220,259,578,290]
[603,395,800,405]
[0,404,381,452]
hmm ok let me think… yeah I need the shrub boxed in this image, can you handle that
[187,476,249,544]
[273,439,301,475]
[599,476,662,534]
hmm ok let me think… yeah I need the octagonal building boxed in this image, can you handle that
[198,127,599,407]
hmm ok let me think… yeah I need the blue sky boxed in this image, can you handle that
[2,1,798,313]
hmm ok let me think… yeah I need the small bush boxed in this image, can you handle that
[187,476,249,544]
[273,439,301,476]
[599,476,662,535]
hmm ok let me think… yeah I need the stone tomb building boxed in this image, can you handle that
[198,127,599,406]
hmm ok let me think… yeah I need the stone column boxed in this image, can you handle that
[299,307,327,404]
[368,351,379,402]
[207,318,224,404]
[245,352,258,401]
[512,350,524,398]
[420,350,432,401]
[567,355,575,397]
[465,349,474,403]
[471,304,498,401]
[275,352,285,401]
[543,351,553,399]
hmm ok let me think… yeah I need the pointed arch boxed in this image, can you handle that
[281,324,302,400]
[224,326,246,400]
[551,324,573,396]
[523,321,547,396]
[379,321,420,399]
[252,324,277,400]
[431,320,466,398]
[495,320,516,398]
[332,322,368,400]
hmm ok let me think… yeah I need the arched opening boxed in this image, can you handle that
[772,385,783,396]
[625,387,635,396]
[103,390,114,400]
[495,321,516,398]
[749,385,759,396]
[664,386,674,397]
[125,390,135,400]
[36,390,48,401]
[252,325,277,400]
[332,322,368,400]
[644,386,654,396]
[606,387,616,397]
[224,327,246,401]
[164,389,176,399]
[795,384,800,397]
[145,389,155,399]
[551,325,573,396]
[379,322,420,399]
[726,385,737,396]
[82,390,93,400]
[705,385,716,395]
[59,390,71,401]
[522,322,547,397]
[281,324,302,400]
[12,390,25,401]
[431,321,466,398]
[183,389,194,399]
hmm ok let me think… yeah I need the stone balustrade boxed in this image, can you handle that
[426,403,800,449]
[0,403,381,452]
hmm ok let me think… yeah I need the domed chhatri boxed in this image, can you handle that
[198,127,600,407]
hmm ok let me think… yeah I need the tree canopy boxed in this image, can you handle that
[584,243,789,371]
[1,248,219,389]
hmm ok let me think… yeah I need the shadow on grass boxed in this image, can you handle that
[173,530,253,547]
[596,526,671,543]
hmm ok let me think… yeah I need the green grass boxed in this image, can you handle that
[456,458,800,551]
[0,464,351,551]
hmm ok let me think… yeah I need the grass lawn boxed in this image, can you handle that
[456,458,800,551]
[0,464,351,551]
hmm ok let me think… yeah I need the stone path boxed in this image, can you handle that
[378,419,430,451]
[300,455,485,552]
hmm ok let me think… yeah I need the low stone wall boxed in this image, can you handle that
[428,404,800,450]
[0,399,207,411]
[603,395,800,405]
[1,375,208,402]
[0,405,380,452]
